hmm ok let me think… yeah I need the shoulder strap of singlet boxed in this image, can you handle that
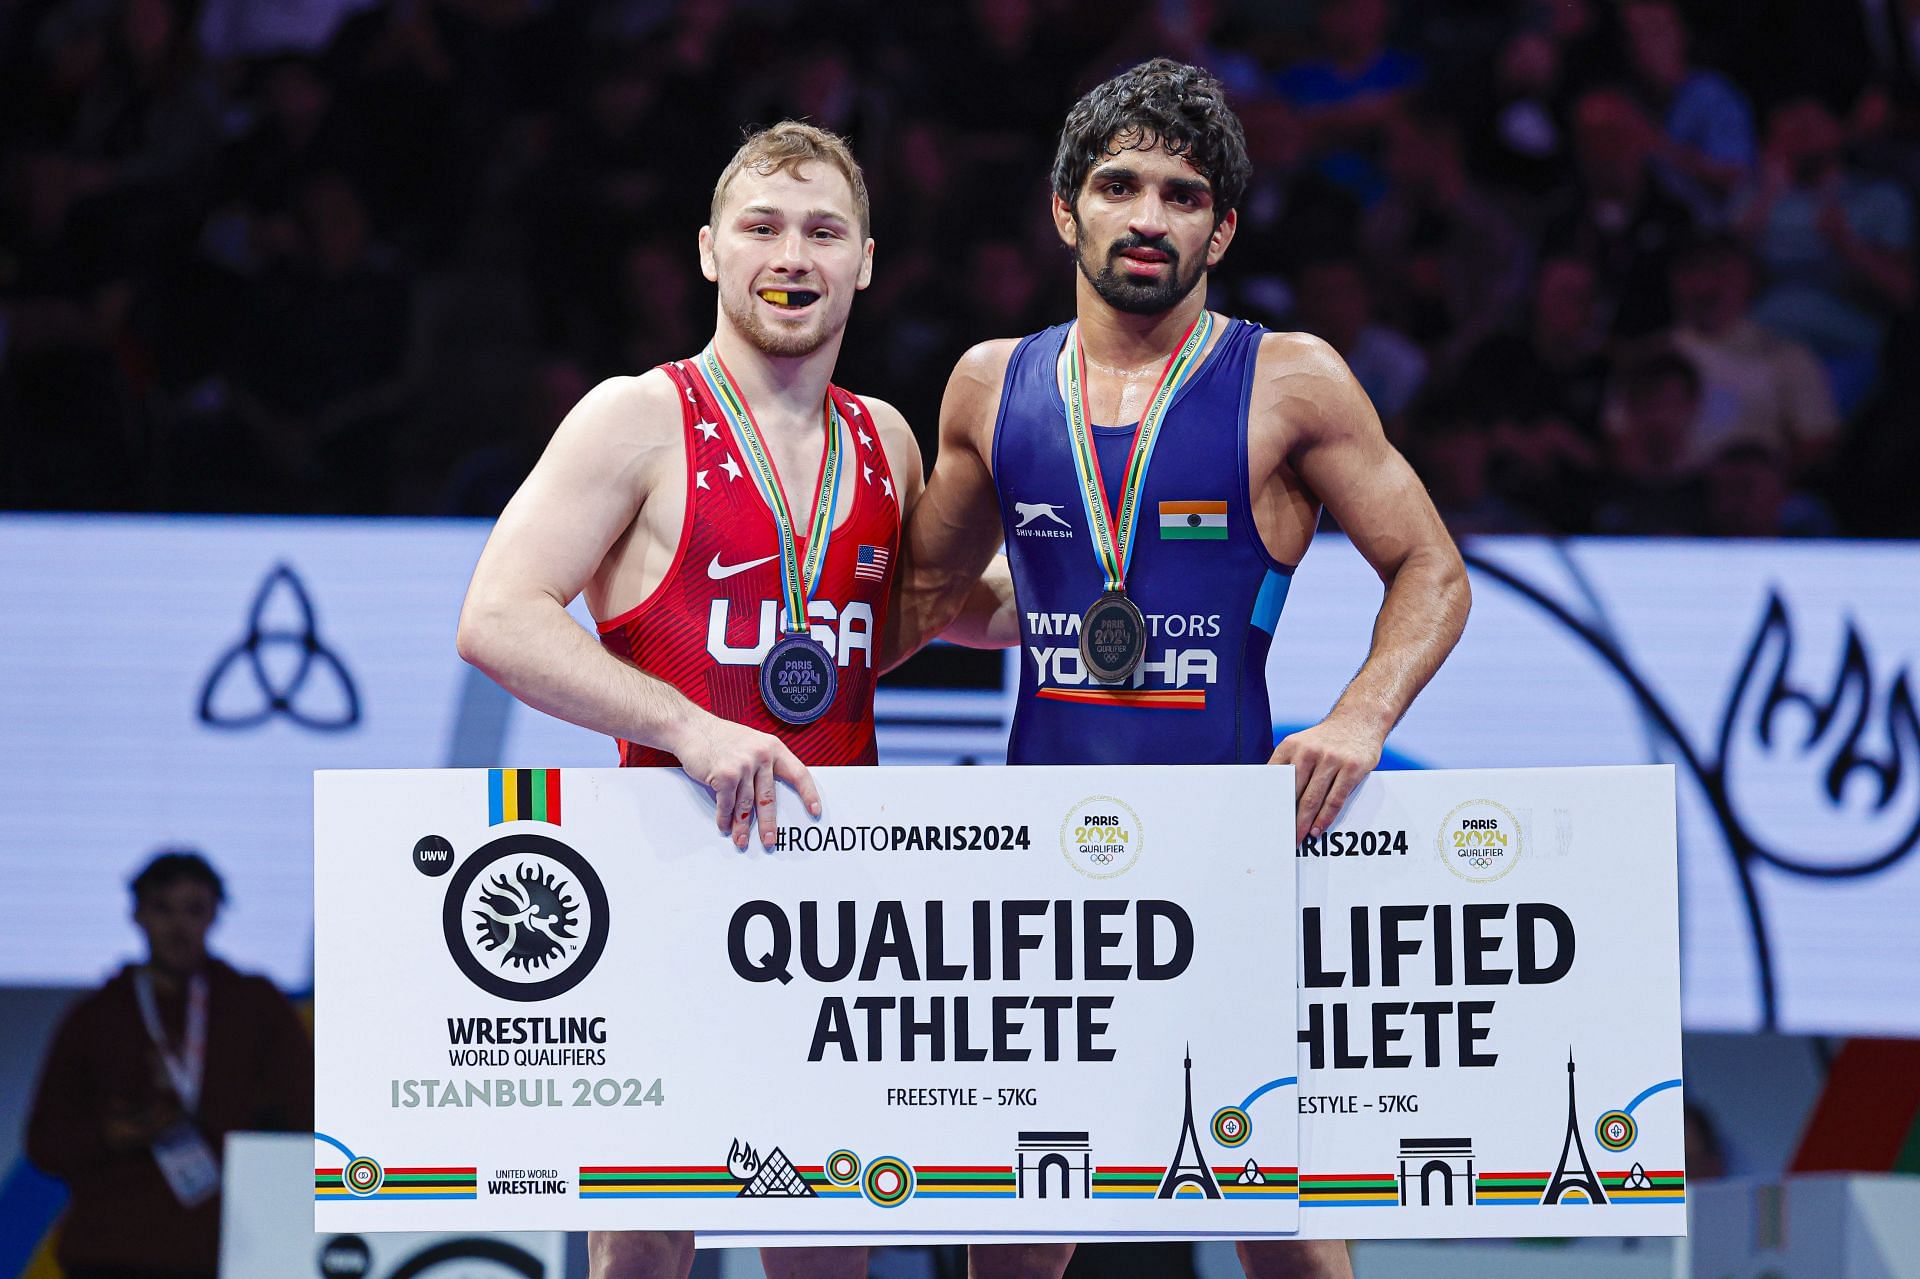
[829,386,897,491]
[989,326,1070,480]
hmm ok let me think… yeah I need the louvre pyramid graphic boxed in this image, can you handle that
[738,1146,816,1198]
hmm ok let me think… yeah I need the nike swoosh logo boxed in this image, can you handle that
[707,553,780,580]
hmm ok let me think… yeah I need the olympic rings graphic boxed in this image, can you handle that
[861,1156,913,1207]
[1210,1106,1252,1147]
[825,1149,861,1186]
[343,1156,384,1196]
[1595,1110,1637,1152]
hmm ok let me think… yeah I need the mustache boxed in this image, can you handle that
[1107,234,1179,263]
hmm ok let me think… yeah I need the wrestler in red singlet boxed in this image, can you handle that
[598,360,897,767]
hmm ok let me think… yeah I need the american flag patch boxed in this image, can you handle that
[854,544,890,582]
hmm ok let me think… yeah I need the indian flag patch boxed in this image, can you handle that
[1159,500,1228,540]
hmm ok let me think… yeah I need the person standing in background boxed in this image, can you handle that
[26,850,313,1279]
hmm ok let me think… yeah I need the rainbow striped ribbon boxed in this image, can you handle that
[698,346,844,634]
[1063,310,1213,593]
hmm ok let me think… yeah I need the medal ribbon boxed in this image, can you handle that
[1063,311,1213,593]
[134,970,209,1113]
[698,346,844,635]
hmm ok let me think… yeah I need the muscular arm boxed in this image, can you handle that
[456,372,818,846]
[939,555,1020,649]
[1260,333,1471,840]
[880,341,1018,671]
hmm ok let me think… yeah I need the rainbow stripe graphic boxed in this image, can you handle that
[1475,1172,1550,1203]
[1474,1169,1686,1205]
[1217,1166,1299,1198]
[1604,1169,1686,1202]
[314,1166,476,1200]
[914,1166,1017,1198]
[579,1166,741,1198]
[577,1166,862,1199]
[1084,1166,1298,1200]
[489,768,561,825]
[1299,1173,1399,1207]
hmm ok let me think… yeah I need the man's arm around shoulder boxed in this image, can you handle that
[882,339,1021,669]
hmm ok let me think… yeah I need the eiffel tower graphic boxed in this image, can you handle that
[1157,1045,1221,1199]
[1540,1049,1608,1205]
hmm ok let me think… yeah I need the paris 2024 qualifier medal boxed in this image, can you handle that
[697,345,845,725]
[1063,310,1213,684]
[759,632,837,725]
[1080,590,1147,684]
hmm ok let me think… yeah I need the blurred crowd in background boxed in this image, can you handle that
[2,0,1916,537]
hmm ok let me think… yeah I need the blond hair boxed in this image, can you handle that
[709,121,871,240]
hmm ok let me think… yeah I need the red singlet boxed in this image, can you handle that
[598,358,900,767]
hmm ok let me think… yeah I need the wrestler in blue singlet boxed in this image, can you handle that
[993,315,1296,765]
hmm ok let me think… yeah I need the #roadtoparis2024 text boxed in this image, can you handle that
[774,825,1034,852]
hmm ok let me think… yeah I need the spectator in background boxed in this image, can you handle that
[1545,87,1697,337]
[1292,255,1426,440]
[1621,0,1756,225]
[52,0,222,279]
[1363,108,1528,372]
[1217,99,1360,324]
[25,851,313,1279]
[1739,95,1915,415]
[1452,254,1610,530]
[220,53,365,235]
[1470,27,1574,214]
[440,353,587,517]
[1596,346,1708,534]
[1275,0,1422,206]
[1410,407,1542,537]
[221,168,415,512]
[1666,233,1840,475]
[1703,437,1838,537]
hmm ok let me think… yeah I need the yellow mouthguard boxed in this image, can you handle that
[761,289,791,305]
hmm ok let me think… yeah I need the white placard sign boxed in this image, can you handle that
[1291,766,1686,1238]
[315,765,1300,1242]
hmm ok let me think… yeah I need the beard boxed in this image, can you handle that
[1075,229,1208,315]
[719,286,836,358]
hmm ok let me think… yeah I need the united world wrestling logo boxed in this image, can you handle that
[198,564,360,730]
[442,834,609,1001]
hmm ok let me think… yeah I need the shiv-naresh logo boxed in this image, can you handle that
[1013,501,1074,538]
[442,833,609,1001]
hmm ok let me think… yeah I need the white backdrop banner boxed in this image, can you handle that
[315,765,1301,1242]
[1292,766,1685,1239]
[4,516,1914,1039]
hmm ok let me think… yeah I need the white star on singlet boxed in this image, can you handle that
[721,455,743,482]
[695,469,710,490]
[863,463,874,485]
[695,419,720,442]
[857,427,873,450]
[882,476,894,499]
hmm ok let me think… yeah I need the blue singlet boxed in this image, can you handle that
[992,316,1297,765]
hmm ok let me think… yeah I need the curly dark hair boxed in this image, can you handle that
[1051,59,1251,224]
